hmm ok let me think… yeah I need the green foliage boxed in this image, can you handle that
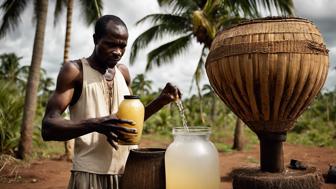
[0,52,54,155]
[288,90,336,147]
[0,0,29,38]
[131,74,153,97]
[0,80,24,154]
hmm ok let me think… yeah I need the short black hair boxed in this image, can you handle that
[94,15,127,39]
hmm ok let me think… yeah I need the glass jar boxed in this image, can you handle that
[117,95,144,145]
[165,127,220,189]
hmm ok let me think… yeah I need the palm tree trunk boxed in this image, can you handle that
[232,117,244,151]
[196,80,205,124]
[63,0,74,63]
[17,0,48,159]
[64,0,75,161]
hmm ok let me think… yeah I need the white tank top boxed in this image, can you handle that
[69,58,136,174]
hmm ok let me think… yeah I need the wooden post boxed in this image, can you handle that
[257,132,287,173]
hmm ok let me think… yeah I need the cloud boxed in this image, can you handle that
[293,0,336,91]
[294,0,336,19]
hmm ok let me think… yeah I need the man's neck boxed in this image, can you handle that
[87,54,107,74]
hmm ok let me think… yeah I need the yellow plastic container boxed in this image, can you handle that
[117,95,144,145]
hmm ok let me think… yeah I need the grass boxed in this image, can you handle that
[142,133,172,143]
[0,154,29,184]
[31,141,64,159]
[246,155,259,164]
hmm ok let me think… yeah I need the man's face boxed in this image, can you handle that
[95,22,128,68]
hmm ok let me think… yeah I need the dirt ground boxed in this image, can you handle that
[0,140,335,189]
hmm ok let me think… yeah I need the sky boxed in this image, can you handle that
[0,0,335,97]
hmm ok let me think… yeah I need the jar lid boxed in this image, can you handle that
[124,95,140,99]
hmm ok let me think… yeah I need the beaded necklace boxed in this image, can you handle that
[103,68,115,114]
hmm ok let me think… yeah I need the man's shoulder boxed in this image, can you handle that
[63,59,82,73]
[59,59,83,78]
[58,59,83,83]
[116,63,130,77]
[116,63,131,86]
[116,63,128,71]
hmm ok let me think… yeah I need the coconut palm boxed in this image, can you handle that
[131,0,294,150]
[53,0,103,63]
[0,53,23,82]
[131,74,153,96]
[0,0,49,159]
[130,0,293,74]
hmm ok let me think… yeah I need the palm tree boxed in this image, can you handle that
[54,0,103,63]
[130,0,294,150]
[131,74,153,96]
[0,53,23,82]
[0,0,49,159]
[53,0,102,160]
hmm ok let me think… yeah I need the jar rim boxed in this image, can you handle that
[173,126,211,135]
[124,95,140,99]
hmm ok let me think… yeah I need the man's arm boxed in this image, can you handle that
[117,64,181,121]
[143,83,181,120]
[42,62,135,149]
[42,61,87,141]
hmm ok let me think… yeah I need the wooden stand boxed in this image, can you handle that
[258,132,287,172]
[232,167,322,189]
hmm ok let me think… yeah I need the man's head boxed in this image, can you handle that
[93,15,128,68]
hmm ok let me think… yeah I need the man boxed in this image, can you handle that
[42,15,181,189]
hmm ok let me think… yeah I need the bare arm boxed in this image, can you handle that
[118,64,181,120]
[42,61,135,149]
[144,83,181,120]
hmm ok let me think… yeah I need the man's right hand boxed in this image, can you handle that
[93,115,137,150]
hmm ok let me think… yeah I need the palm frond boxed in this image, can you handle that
[272,0,294,16]
[202,84,213,92]
[79,0,103,26]
[157,0,199,13]
[203,0,221,16]
[0,0,28,38]
[53,0,66,26]
[136,13,190,26]
[130,23,190,65]
[232,0,294,17]
[232,0,260,18]
[146,34,192,71]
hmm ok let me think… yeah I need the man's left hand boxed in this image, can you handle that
[158,82,182,105]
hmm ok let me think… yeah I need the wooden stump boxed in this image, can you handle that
[120,148,166,189]
[232,167,322,189]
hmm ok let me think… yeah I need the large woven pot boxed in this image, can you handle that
[205,17,329,172]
